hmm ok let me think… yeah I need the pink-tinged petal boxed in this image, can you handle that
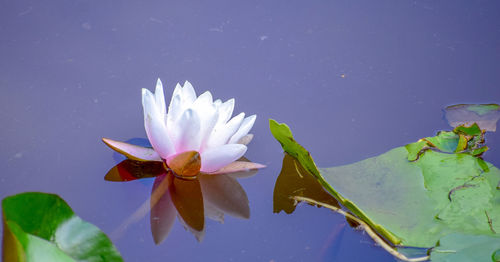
[102,138,161,161]
[145,114,176,159]
[143,89,175,158]
[200,144,247,172]
[154,79,166,115]
[199,174,250,219]
[237,134,253,145]
[206,112,245,148]
[171,109,201,152]
[228,115,256,144]
[150,174,176,244]
[206,161,266,174]
[182,81,196,104]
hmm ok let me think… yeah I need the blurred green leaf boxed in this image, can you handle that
[2,192,123,262]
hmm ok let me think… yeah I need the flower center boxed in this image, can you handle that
[164,151,201,179]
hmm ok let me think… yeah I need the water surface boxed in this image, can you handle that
[1,1,500,261]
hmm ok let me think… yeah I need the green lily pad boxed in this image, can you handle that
[454,123,483,137]
[430,233,500,262]
[423,131,460,153]
[2,192,123,262]
[445,104,500,132]
[269,119,500,248]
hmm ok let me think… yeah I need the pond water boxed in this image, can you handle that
[1,1,500,261]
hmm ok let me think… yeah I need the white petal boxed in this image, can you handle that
[193,91,213,107]
[228,115,256,144]
[144,114,176,159]
[192,102,219,151]
[168,83,183,114]
[182,81,196,104]
[200,144,247,172]
[171,109,202,152]
[166,95,182,128]
[213,99,222,107]
[155,79,166,115]
[142,88,158,118]
[216,99,235,126]
[206,112,244,148]
[143,89,176,158]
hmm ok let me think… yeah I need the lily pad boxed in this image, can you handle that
[269,119,500,248]
[430,233,500,262]
[2,192,123,261]
[445,104,500,132]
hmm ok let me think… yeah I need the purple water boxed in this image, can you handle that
[1,1,500,261]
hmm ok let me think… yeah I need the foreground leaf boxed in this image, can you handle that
[2,192,122,262]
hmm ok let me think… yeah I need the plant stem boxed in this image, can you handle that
[291,196,430,262]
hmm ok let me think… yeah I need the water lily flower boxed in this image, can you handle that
[103,79,264,177]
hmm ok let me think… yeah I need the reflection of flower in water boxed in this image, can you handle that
[103,79,262,178]
[105,160,259,243]
[151,171,254,243]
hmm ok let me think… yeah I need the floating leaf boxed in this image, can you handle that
[405,140,428,161]
[455,135,468,152]
[472,146,489,156]
[2,192,123,261]
[430,233,500,262]
[269,119,401,245]
[445,104,500,132]
[454,123,482,137]
[269,119,500,248]
[423,131,460,153]
[102,138,161,161]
